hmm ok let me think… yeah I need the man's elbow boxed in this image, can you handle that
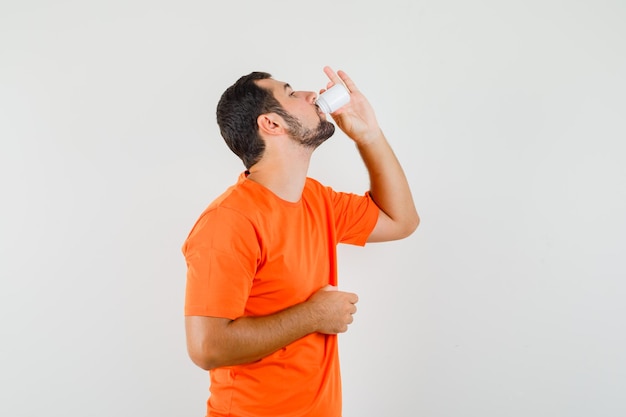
[399,212,420,239]
[188,346,221,371]
[186,332,227,371]
[186,316,234,371]
[410,213,420,233]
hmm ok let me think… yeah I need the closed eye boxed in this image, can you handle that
[284,83,296,97]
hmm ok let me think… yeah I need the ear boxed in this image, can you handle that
[257,113,287,136]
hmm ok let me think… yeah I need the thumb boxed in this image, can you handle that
[323,285,338,292]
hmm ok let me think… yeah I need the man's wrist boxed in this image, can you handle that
[354,128,385,147]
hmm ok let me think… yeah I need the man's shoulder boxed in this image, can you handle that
[304,176,332,194]
[199,179,261,223]
[185,181,256,243]
[207,182,247,211]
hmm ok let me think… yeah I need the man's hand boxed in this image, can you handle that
[306,285,359,334]
[321,66,382,145]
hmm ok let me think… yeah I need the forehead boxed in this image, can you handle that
[256,78,290,94]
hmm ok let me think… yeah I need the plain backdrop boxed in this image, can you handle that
[1,1,625,416]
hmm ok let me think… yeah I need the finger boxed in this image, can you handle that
[323,66,343,86]
[350,293,359,304]
[337,69,359,93]
[336,290,358,301]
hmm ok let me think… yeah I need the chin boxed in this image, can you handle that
[299,122,335,149]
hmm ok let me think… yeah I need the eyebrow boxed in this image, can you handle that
[283,83,292,92]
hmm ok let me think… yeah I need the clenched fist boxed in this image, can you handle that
[306,285,359,334]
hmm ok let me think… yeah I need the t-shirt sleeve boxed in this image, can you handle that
[328,188,380,246]
[182,207,259,319]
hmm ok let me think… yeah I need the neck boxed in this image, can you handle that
[246,141,314,203]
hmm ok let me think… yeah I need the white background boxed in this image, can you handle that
[1,1,625,416]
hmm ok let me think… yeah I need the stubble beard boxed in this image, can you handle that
[284,113,335,149]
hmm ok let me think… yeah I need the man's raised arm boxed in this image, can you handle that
[323,66,419,242]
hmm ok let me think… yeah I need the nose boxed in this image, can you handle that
[305,91,317,104]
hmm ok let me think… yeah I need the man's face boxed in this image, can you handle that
[257,78,335,149]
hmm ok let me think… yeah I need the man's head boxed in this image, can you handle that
[216,72,335,169]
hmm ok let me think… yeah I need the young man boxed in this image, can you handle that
[183,66,419,416]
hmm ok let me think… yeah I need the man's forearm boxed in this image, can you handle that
[186,286,357,370]
[186,302,317,370]
[357,130,419,240]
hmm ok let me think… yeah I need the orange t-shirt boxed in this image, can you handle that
[183,173,379,417]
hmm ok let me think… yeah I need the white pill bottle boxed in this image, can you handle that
[316,84,350,113]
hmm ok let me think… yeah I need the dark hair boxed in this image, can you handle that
[216,72,287,169]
